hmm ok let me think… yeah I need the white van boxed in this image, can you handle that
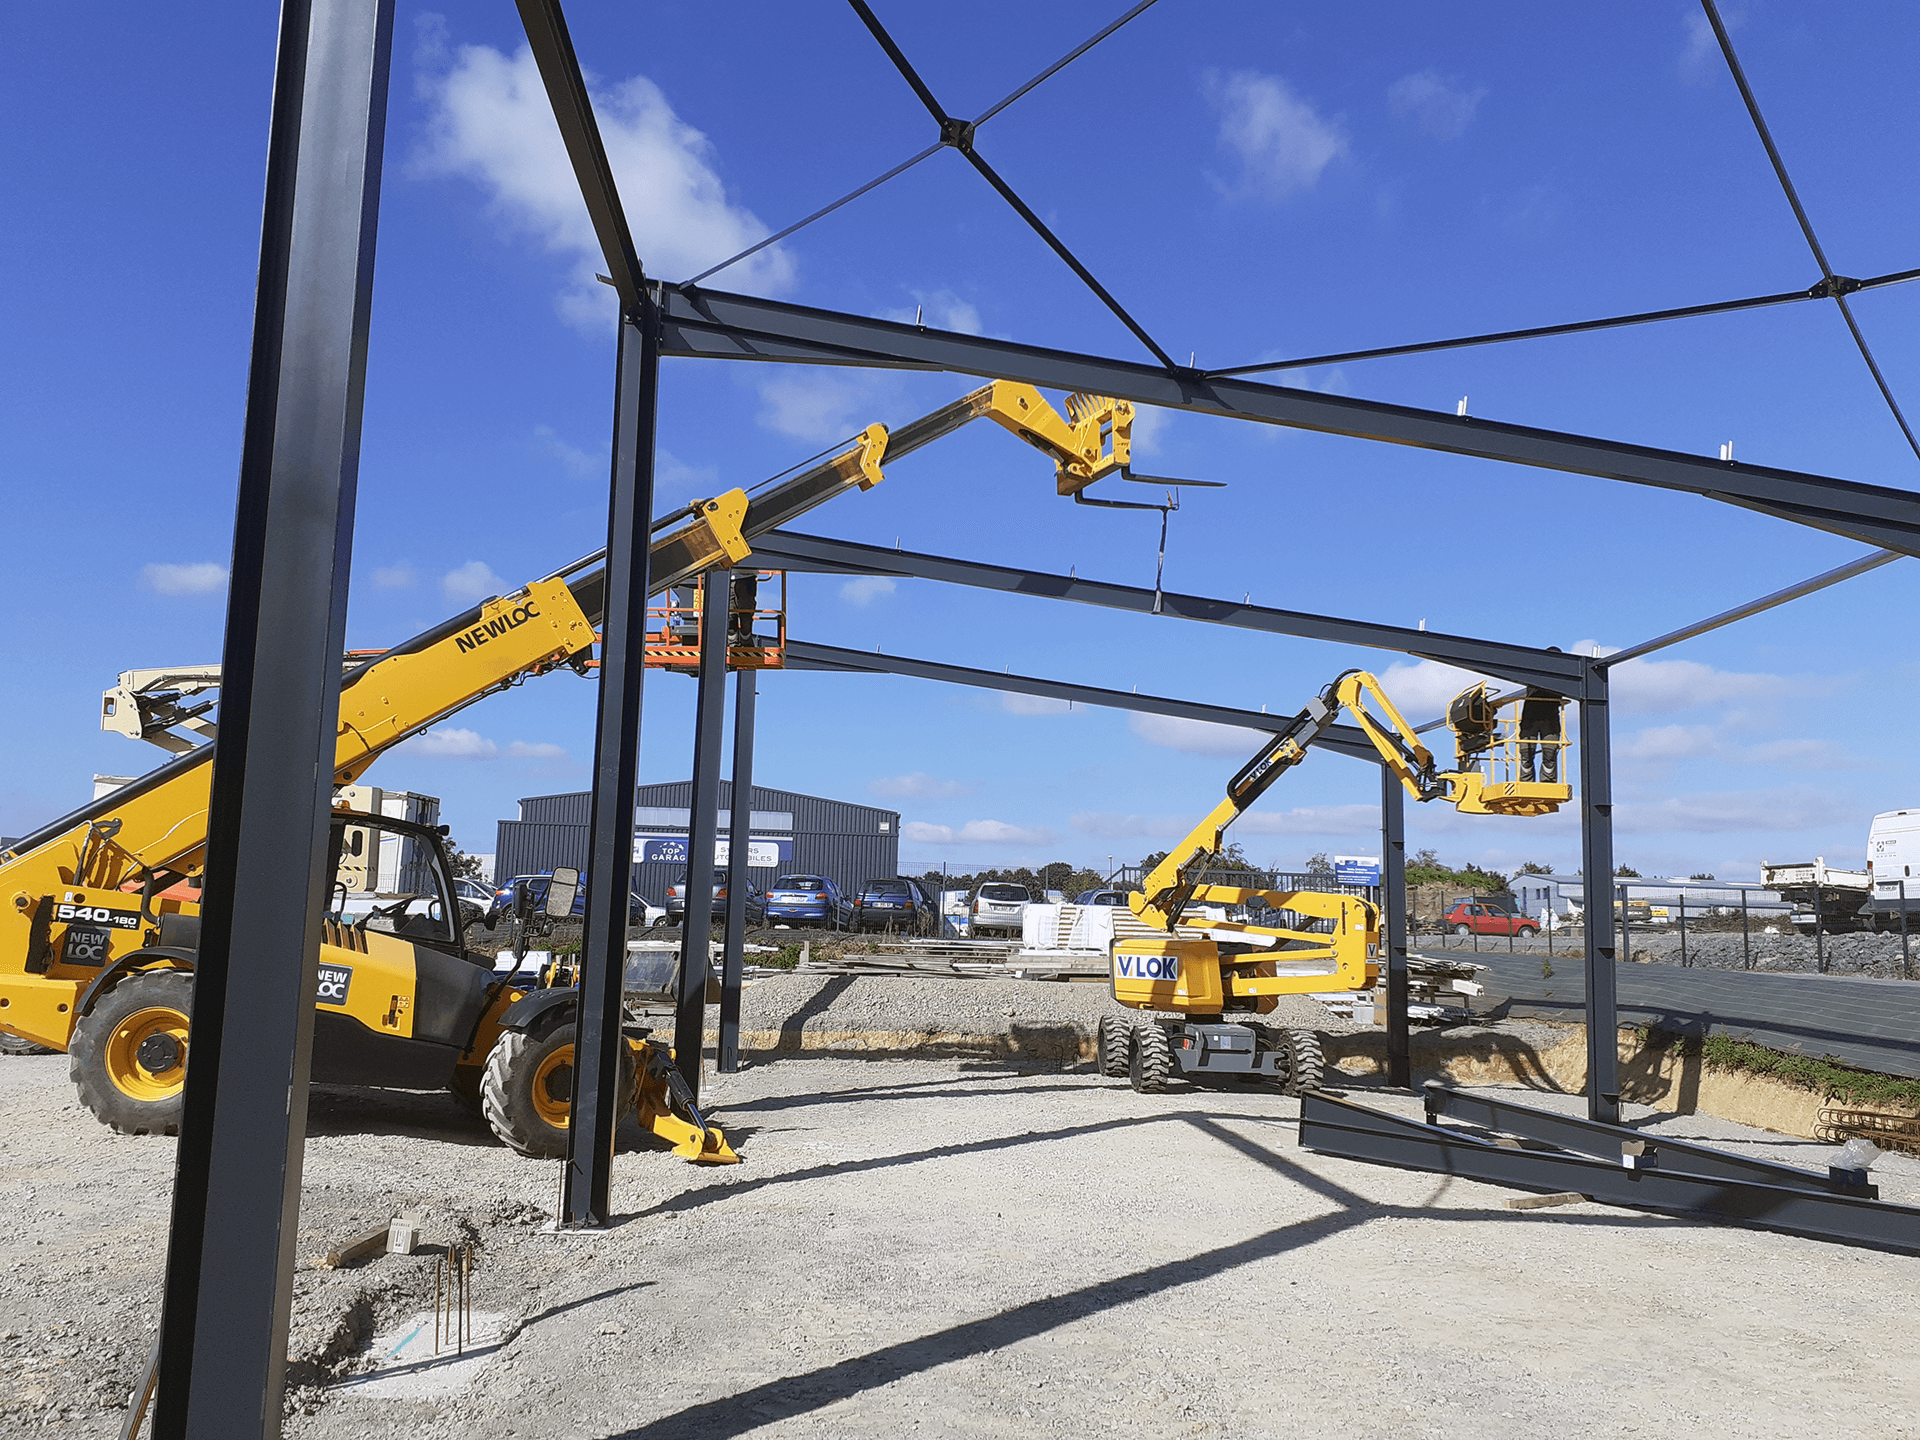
[1868,809,1920,918]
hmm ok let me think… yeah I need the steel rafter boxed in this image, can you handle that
[761,533,1585,693]
[514,0,645,308]
[1302,1090,1920,1254]
[659,285,1920,557]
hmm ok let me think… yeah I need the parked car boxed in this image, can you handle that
[971,882,1032,936]
[487,874,650,929]
[850,877,938,935]
[1443,901,1539,938]
[664,872,767,927]
[452,876,494,927]
[1072,889,1133,907]
[764,874,850,929]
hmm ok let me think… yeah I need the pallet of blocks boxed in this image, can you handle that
[1312,953,1485,1024]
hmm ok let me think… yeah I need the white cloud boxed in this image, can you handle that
[1617,724,1720,762]
[412,727,496,759]
[142,562,226,596]
[415,42,793,326]
[371,563,417,589]
[1572,641,1807,714]
[901,819,1055,846]
[1128,712,1265,757]
[1071,811,1189,840]
[1206,71,1347,201]
[1002,693,1074,717]
[409,728,566,762]
[1128,403,1171,456]
[840,576,896,606]
[1236,804,1382,836]
[443,561,505,603]
[1387,70,1487,140]
[1617,725,1853,770]
[756,372,873,441]
[1616,786,1855,835]
[877,289,984,336]
[1371,658,1490,718]
[535,424,602,478]
[868,772,971,800]
[1071,802,1377,842]
[1680,8,1744,79]
[656,450,719,505]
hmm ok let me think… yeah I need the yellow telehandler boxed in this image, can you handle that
[1,378,1161,1154]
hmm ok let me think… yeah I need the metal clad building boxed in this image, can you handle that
[494,781,899,903]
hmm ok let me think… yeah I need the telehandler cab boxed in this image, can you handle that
[1097,670,1569,1095]
[2,376,1163,1151]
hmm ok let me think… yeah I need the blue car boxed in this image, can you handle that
[764,874,849,929]
[488,873,650,929]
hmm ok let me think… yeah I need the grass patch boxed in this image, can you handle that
[1643,1027,1920,1111]
[757,943,804,971]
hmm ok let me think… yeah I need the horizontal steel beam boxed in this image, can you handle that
[1422,1083,1875,1198]
[784,638,1384,765]
[659,284,1920,558]
[758,531,1584,693]
[1301,1092,1920,1254]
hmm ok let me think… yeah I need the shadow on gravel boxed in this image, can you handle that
[305,1087,498,1148]
[604,1113,1690,1440]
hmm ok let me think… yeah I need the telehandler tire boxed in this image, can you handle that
[480,1020,633,1158]
[0,1034,55,1056]
[1128,1024,1171,1094]
[1096,1015,1130,1077]
[69,969,193,1135]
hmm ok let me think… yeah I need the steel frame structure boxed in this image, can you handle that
[154,2,1920,1429]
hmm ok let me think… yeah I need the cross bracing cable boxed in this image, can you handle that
[685,0,1161,292]
[1205,266,1920,380]
[843,0,1178,371]
[1700,0,1920,464]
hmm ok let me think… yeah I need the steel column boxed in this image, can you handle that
[676,577,732,1096]
[1381,767,1410,1087]
[1578,663,1621,1124]
[718,659,757,1072]
[561,302,662,1228]
[153,2,393,1434]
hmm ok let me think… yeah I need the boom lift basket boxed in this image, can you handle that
[640,570,787,674]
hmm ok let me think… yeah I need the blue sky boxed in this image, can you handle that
[4,2,1917,883]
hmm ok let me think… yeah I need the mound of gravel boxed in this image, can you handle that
[1624,930,1920,980]
[714,974,1354,1062]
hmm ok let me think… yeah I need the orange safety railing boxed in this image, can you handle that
[641,570,787,673]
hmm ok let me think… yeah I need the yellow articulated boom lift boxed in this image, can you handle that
[1,378,1156,1156]
[1097,670,1569,1095]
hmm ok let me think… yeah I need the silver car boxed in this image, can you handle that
[971,882,1031,937]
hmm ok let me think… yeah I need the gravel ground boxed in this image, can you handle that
[725,973,1357,1047]
[5,981,1919,1437]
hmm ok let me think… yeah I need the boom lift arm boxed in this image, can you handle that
[1100,670,1569,1096]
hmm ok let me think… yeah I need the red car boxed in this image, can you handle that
[1443,901,1539,938]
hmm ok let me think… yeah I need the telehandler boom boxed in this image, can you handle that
[2,378,1152,1151]
[1097,670,1569,1094]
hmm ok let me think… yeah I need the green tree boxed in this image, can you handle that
[1689,871,1716,881]
[1518,861,1554,875]
[1615,864,1641,878]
